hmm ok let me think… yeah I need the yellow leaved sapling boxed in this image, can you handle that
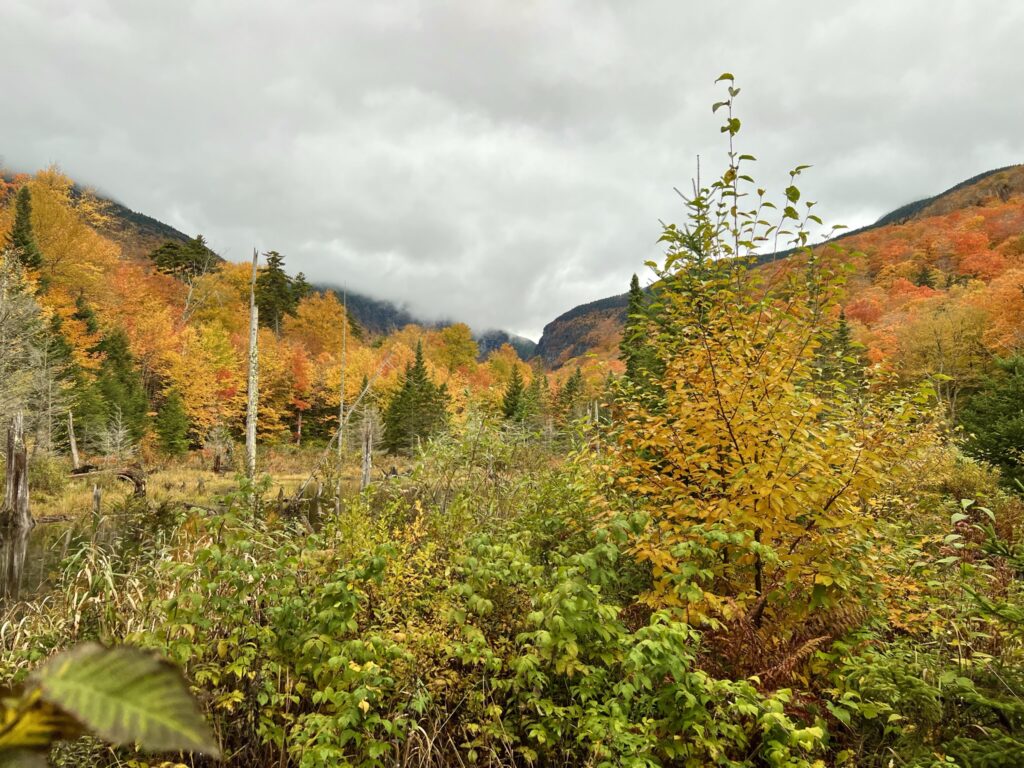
[603,77,927,675]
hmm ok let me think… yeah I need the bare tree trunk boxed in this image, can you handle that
[45,347,53,455]
[67,410,80,470]
[245,250,259,481]
[0,527,30,599]
[336,291,348,500]
[0,414,32,530]
[360,415,373,491]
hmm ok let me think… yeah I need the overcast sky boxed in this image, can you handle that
[2,1,1022,339]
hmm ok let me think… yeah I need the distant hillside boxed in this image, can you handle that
[474,330,537,361]
[314,286,428,337]
[874,165,1020,227]
[2,173,194,262]
[534,164,1024,367]
[534,291,631,367]
[91,196,199,261]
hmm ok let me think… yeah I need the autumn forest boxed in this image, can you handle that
[0,74,1022,768]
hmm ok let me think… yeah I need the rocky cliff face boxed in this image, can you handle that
[534,291,630,367]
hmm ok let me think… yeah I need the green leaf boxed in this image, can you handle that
[33,644,220,757]
[826,702,851,726]
[715,72,735,82]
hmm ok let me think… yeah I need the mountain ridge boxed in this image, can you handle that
[74,184,537,356]
[534,164,1024,367]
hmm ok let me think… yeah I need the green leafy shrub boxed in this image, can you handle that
[27,454,69,497]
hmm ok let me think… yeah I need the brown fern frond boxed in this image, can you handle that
[755,635,829,688]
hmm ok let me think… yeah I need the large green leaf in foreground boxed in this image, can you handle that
[32,643,220,757]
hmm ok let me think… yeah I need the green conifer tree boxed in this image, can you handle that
[155,390,191,456]
[7,186,43,270]
[43,295,108,451]
[914,262,936,288]
[815,310,864,391]
[382,342,448,454]
[556,368,587,425]
[961,355,1024,486]
[522,373,545,427]
[94,330,149,446]
[255,251,309,333]
[619,274,661,391]
[502,366,526,420]
[149,234,217,280]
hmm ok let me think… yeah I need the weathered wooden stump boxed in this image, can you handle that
[0,526,30,598]
[0,414,32,530]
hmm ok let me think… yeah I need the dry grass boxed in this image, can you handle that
[28,444,392,523]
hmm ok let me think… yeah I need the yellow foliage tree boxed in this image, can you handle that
[603,78,923,633]
[282,290,354,358]
[164,322,244,439]
[26,168,119,293]
[433,323,479,373]
[894,295,989,420]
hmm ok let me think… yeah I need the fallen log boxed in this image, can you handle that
[67,465,147,497]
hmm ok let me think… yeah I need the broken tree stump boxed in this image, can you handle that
[0,414,32,530]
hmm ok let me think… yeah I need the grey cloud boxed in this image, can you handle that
[2,0,1022,338]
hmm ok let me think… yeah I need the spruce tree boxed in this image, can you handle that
[502,366,525,420]
[155,390,191,456]
[74,293,100,335]
[522,373,545,427]
[255,251,308,333]
[382,342,448,454]
[7,186,43,270]
[961,356,1024,486]
[619,274,661,390]
[149,234,216,280]
[95,330,149,446]
[815,310,863,390]
[914,262,935,288]
[556,368,587,425]
[44,295,107,450]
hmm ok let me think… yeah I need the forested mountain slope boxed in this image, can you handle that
[0,168,556,456]
[4,170,538,351]
[537,164,1024,367]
